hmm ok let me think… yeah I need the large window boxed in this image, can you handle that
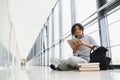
[48,15,52,65]
[54,44,59,58]
[52,3,60,58]
[62,36,72,59]
[75,0,100,45]
[48,15,52,48]
[61,0,71,36]
[84,20,100,45]
[54,3,59,42]
[43,27,47,51]
[75,0,97,23]
[107,5,120,64]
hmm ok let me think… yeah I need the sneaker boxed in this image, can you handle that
[50,64,56,70]
[50,64,63,71]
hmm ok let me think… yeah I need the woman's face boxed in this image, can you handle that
[74,26,83,38]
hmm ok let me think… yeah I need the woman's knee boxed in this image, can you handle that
[67,57,78,66]
[68,57,75,62]
[67,56,87,67]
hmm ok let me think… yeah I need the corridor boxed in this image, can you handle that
[0,0,120,80]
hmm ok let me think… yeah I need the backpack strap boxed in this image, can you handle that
[90,45,98,54]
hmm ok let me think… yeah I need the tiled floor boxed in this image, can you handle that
[0,66,120,80]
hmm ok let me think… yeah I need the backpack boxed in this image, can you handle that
[89,46,111,70]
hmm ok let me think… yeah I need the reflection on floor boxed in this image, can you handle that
[0,66,120,80]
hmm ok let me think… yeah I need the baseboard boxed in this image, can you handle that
[111,65,120,69]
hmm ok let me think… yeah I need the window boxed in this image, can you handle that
[48,15,52,48]
[54,44,59,58]
[75,0,97,23]
[107,5,120,64]
[62,36,72,59]
[84,20,100,45]
[44,27,47,49]
[61,0,71,36]
[54,3,59,42]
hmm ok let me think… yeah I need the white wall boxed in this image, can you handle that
[0,0,20,68]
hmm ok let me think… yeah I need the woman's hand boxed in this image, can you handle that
[78,39,86,46]
[72,39,94,54]
[78,39,93,48]
[72,40,81,53]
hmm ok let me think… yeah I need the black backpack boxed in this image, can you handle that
[89,46,111,70]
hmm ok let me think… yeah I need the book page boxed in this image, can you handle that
[78,62,100,66]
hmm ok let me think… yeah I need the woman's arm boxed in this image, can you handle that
[72,37,96,54]
[78,39,94,48]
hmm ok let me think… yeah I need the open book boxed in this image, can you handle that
[67,38,79,50]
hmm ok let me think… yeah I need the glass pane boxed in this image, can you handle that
[84,21,100,45]
[49,49,52,65]
[45,51,48,66]
[108,22,120,46]
[111,46,120,64]
[61,0,72,36]
[107,6,120,64]
[54,44,59,58]
[43,27,47,49]
[48,15,52,48]
[107,7,120,46]
[48,15,52,65]
[54,3,59,42]
[75,0,97,23]
[62,36,72,59]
